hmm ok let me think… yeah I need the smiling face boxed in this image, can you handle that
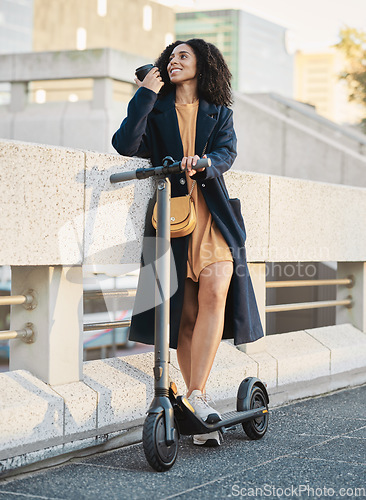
[167,43,198,85]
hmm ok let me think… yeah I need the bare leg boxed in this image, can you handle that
[177,278,198,389]
[187,261,233,397]
[187,261,233,396]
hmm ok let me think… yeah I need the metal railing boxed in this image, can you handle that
[0,290,37,342]
[266,297,353,313]
[0,323,35,343]
[0,290,37,309]
[0,277,356,340]
[266,277,353,288]
[0,288,134,341]
[265,276,353,313]
[83,288,135,332]
[84,319,131,332]
[84,289,136,299]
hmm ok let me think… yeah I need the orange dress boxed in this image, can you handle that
[175,101,233,282]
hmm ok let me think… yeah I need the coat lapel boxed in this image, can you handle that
[153,92,219,159]
[153,92,183,160]
[195,99,219,156]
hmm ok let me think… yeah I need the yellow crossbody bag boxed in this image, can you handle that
[152,181,196,238]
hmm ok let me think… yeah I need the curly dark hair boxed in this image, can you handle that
[155,38,233,107]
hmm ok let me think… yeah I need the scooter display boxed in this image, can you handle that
[110,156,269,472]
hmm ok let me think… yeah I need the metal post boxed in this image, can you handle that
[337,262,366,332]
[238,263,266,354]
[92,77,113,109]
[10,266,84,385]
[10,82,27,112]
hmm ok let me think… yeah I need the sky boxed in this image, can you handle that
[155,0,366,52]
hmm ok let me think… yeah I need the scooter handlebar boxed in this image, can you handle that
[194,158,211,169]
[110,170,137,183]
[110,157,211,184]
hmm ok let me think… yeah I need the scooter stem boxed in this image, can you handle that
[153,177,171,396]
[149,177,176,445]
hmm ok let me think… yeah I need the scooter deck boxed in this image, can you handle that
[173,397,268,436]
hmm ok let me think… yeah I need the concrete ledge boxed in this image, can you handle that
[0,48,149,84]
[0,324,365,476]
[305,323,366,374]
[0,424,143,480]
[123,342,259,402]
[83,358,147,433]
[247,351,277,389]
[0,371,64,460]
[269,367,366,407]
[264,330,331,385]
[52,382,98,438]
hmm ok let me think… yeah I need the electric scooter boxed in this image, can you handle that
[110,156,269,472]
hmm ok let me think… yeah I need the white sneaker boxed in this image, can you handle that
[193,431,221,447]
[187,390,221,423]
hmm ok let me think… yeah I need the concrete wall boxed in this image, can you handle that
[1,138,365,266]
[0,48,148,152]
[0,99,125,153]
[233,92,366,188]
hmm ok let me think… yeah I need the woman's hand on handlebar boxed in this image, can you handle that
[182,155,207,177]
[134,67,164,94]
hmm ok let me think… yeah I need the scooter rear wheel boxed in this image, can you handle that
[240,386,269,440]
[143,413,178,472]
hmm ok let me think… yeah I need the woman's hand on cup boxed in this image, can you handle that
[181,155,206,177]
[134,67,164,94]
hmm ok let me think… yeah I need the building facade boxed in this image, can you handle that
[176,9,240,89]
[176,9,294,98]
[0,0,33,54]
[0,0,34,104]
[33,0,174,59]
[0,0,174,105]
[295,49,365,126]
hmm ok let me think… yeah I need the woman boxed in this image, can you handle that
[112,39,263,447]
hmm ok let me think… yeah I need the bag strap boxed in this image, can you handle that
[189,180,196,197]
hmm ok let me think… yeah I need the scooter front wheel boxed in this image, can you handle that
[143,413,178,472]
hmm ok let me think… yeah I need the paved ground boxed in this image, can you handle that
[0,385,365,500]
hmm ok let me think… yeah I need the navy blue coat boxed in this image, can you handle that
[112,87,264,348]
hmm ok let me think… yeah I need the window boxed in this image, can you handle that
[35,89,46,104]
[143,5,152,31]
[165,32,174,46]
[76,27,87,50]
[97,0,107,17]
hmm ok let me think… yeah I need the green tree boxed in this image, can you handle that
[334,26,366,131]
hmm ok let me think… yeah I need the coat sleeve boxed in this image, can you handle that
[112,87,158,158]
[192,108,237,182]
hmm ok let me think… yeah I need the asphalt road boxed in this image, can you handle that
[0,385,365,500]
